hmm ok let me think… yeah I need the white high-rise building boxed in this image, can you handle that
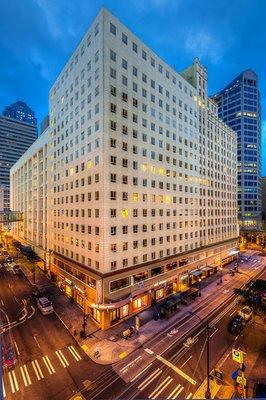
[11,8,238,330]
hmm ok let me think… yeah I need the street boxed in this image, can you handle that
[0,263,110,400]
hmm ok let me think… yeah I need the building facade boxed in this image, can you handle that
[10,127,49,262]
[212,71,262,229]
[45,9,238,329]
[262,176,266,226]
[0,101,37,210]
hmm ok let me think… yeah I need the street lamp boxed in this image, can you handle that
[198,277,202,297]
[188,311,211,399]
[219,266,223,284]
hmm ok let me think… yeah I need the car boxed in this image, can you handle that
[253,382,266,398]
[37,297,54,315]
[229,269,235,276]
[228,315,244,335]
[238,306,253,321]
[2,344,16,368]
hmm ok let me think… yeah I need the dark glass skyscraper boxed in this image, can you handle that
[0,101,37,211]
[212,70,261,229]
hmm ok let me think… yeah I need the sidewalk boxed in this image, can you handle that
[11,244,264,366]
[193,315,266,399]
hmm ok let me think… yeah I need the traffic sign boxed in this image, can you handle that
[237,375,247,386]
[231,369,239,380]
[232,348,244,363]
[214,369,223,381]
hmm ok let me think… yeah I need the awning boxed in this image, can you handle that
[201,266,212,272]
[189,269,202,277]
[181,287,199,298]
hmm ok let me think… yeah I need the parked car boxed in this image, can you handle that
[253,382,266,398]
[238,306,253,321]
[2,344,16,368]
[228,315,244,335]
[37,297,54,315]
[12,265,21,275]
[32,288,51,302]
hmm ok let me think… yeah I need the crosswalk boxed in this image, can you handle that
[2,345,82,398]
[134,367,194,400]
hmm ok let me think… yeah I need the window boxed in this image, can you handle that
[110,226,116,235]
[110,85,116,96]
[132,42,138,53]
[122,33,128,44]
[110,277,131,293]
[122,58,127,69]
[110,49,116,62]
[110,22,116,35]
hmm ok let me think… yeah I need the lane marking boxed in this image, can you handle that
[23,365,31,385]
[186,393,193,399]
[210,328,219,338]
[34,335,41,348]
[42,355,55,374]
[167,384,181,399]
[20,366,28,387]
[56,350,69,368]
[180,355,193,368]
[144,348,154,355]
[34,359,44,379]
[14,341,20,356]
[138,369,162,391]
[120,355,142,372]
[173,386,184,399]
[229,310,236,316]
[32,360,41,380]
[2,378,6,398]
[12,370,19,392]
[8,372,15,394]
[156,355,196,385]
[149,376,173,399]
[130,363,152,382]
[1,300,4,306]
[68,345,81,361]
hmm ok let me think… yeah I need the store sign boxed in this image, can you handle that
[154,280,166,287]
[90,303,115,310]
[96,280,103,304]
[232,349,244,364]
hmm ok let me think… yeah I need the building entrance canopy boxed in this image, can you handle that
[189,269,202,277]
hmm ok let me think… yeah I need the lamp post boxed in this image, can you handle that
[198,277,202,297]
[188,311,211,399]
[219,266,223,284]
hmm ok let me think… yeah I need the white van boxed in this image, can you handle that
[37,297,54,315]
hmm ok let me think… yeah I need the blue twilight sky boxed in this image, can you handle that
[0,0,265,174]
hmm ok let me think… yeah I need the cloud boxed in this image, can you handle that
[185,29,229,64]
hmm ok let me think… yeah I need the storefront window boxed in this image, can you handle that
[179,259,188,267]
[76,293,84,308]
[133,271,148,283]
[132,295,148,311]
[87,276,96,289]
[120,304,129,318]
[92,308,100,323]
[65,284,72,298]
[155,288,164,300]
[110,276,131,292]
[110,309,118,322]
[165,262,177,272]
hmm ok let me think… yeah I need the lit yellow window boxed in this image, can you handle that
[70,167,74,176]
[141,163,147,172]
[87,160,92,169]
[121,208,129,218]
[150,165,156,173]
[165,195,171,204]
[158,167,164,176]
[159,195,163,203]
[133,193,139,202]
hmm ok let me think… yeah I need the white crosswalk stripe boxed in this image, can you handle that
[20,364,32,387]
[68,345,81,361]
[32,359,44,380]
[42,355,55,374]
[2,378,6,398]
[149,376,173,399]
[167,384,181,399]
[56,350,69,368]
[186,393,193,399]
[138,368,162,391]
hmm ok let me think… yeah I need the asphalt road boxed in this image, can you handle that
[0,263,110,400]
[79,254,265,400]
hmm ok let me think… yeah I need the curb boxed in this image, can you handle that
[54,310,81,346]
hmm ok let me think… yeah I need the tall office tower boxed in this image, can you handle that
[0,101,37,210]
[45,8,237,329]
[212,70,261,229]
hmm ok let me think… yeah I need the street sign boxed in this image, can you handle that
[214,369,223,381]
[232,348,244,363]
[237,375,247,386]
[232,369,239,380]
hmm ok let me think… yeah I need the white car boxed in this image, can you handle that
[238,306,252,321]
[37,297,54,315]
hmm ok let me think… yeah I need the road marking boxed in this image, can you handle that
[167,384,181,399]
[138,368,162,391]
[32,360,44,380]
[186,393,193,399]
[34,334,41,348]
[130,363,152,382]
[56,350,69,368]
[149,376,173,399]
[12,370,19,392]
[68,345,82,361]
[8,372,15,394]
[20,365,31,387]
[210,328,219,338]
[173,386,184,399]
[2,378,6,398]
[156,355,196,385]
[14,340,20,356]
[180,355,193,368]
[1,299,4,306]
[229,310,236,316]
[144,348,154,355]
[42,355,55,374]
[120,355,142,372]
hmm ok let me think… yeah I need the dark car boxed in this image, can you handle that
[228,315,244,335]
[253,382,266,398]
[5,256,14,264]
